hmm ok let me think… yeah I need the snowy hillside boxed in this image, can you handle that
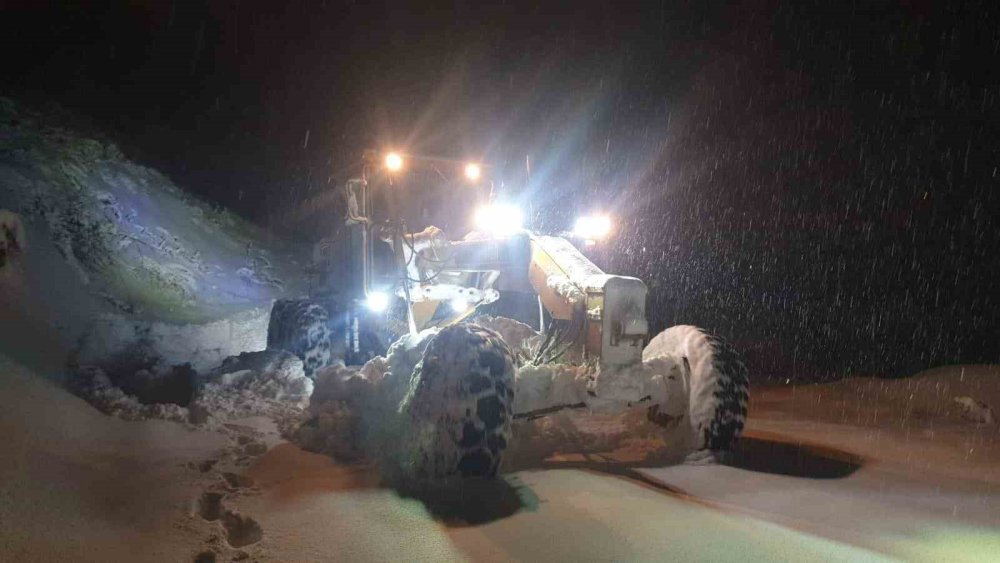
[0,98,308,373]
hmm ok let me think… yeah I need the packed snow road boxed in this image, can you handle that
[3,353,998,562]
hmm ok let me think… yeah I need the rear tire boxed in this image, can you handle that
[266,299,334,379]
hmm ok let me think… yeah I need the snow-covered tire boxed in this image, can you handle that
[402,323,515,481]
[266,299,334,379]
[644,325,749,453]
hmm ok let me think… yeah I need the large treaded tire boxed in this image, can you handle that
[266,299,334,379]
[645,325,750,453]
[402,323,516,481]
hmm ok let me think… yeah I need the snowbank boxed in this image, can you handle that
[747,363,1000,488]
[383,328,439,406]
[69,364,192,423]
[292,362,374,460]
[70,349,315,429]
[472,315,541,359]
[0,97,306,373]
[206,349,313,406]
[0,354,230,561]
[75,306,271,373]
[509,354,695,466]
[294,323,704,470]
[514,363,591,415]
[279,331,425,464]
[763,363,1000,433]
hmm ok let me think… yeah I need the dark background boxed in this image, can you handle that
[2,0,998,380]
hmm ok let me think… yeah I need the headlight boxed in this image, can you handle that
[365,291,390,312]
[384,152,404,172]
[464,162,481,181]
[573,214,613,241]
[474,203,524,237]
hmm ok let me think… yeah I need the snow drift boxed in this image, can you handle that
[292,321,746,473]
[0,98,308,375]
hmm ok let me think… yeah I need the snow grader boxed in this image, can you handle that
[340,151,646,365]
[271,150,748,482]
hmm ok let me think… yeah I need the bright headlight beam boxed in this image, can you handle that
[474,203,524,237]
[464,162,481,181]
[385,152,404,172]
[574,214,613,240]
[365,291,390,312]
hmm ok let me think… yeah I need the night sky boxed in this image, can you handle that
[2,0,998,380]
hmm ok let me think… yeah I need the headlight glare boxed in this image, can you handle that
[573,214,613,241]
[474,203,524,237]
[385,152,404,172]
[365,291,390,312]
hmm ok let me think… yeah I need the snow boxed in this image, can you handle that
[509,355,695,467]
[68,347,315,433]
[68,364,192,423]
[287,329,449,465]
[589,354,689,414]
[749,364,1000,482]
[0,108,996,558]
[206,349,314,407]
[383,327,439,406]
[75,306,271,373]
[545,274,586,303]
[290,323,699,469]
[514,363,591,414]
[0,99,306,378]
[472,314,541,358]
[533,235,604,303]
[634,364,1000,558]
[5,344,1000,561]
[953,396,996,425]
[358,355,390,384]
[646,324,744,447]
[293,362,372,460]
[534,235,604,278]
[0,354,231,561]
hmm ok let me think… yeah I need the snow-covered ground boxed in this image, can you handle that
[3,352,997,562]
[3,98,997,562]
[640,365,1000,561]
[0,355,230,561]
[1,98,307,376]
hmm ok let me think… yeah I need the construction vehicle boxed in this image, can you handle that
[311,149,649,368]
[288,150,748,479]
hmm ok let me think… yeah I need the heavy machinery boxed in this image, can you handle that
[283,149,748,482]
[312,149,648,368]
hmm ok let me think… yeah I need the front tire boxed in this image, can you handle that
[401,323,516,481]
